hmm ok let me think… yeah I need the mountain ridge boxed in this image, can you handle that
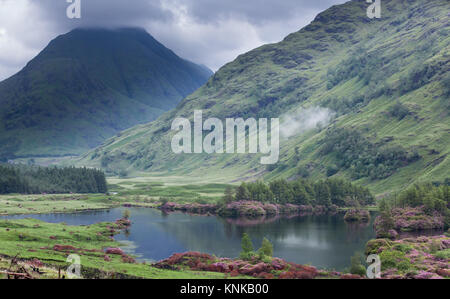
[75,0,449,195]
[0,27,213,159]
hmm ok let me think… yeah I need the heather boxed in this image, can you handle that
[217,201,331,217]
[154,251,355,280]
[159,202,218,215]
[152,233,369,279]
[0,218,228,279]
[77,0,450,198]
[159,200,334,218]
[374,206,444,238]
[365,235,450,279]
[375,183,449,238]
[344,209,370,222]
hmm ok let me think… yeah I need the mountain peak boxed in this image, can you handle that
[76,0,449,194]
[0,27,212,159]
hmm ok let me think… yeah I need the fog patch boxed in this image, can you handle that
[280,107,335,138]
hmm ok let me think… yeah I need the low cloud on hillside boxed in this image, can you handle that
[280,107,335,138]
[0,0,347,80]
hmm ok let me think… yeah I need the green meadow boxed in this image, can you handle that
[0,218,230,279]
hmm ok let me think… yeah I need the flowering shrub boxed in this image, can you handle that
[53,244,77,252]
[344,209,370,222]
[366,235,450,279]
[154,252,325,279]
[160,200,340,220]
[160,202,217,214]
[374,206,444,237]
[115,218,131,228]
[105,247,125,255]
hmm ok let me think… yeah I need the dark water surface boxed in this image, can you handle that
[2,207,378,270]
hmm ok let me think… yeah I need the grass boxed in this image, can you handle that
[0,192,158,216]
[1,173,380,217]
[72,0,449,198]
[107,176,232,204]
[0,181,248,279]
[0,218,230,279]
[0,194,114,216]
[0,175,231,217]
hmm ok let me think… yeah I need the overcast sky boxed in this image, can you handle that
[0,0,348,81]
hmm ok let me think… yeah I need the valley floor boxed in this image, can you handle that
[0,177,448,279]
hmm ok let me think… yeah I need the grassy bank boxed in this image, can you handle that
[366,234,450,279]
[0,174,380,217]
[0,218,231,279]
[108,177,229,204]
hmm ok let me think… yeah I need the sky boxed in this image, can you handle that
[0,0,348,81]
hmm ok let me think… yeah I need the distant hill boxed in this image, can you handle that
[76,0,449,195]
[0,28,212,159]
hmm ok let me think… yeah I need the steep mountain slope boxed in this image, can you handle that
[76,0,449,195]
[0,28,212,159]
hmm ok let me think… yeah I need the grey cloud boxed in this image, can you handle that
[176,0,346,24]
[0,0,348,80]
[36,0,172,29]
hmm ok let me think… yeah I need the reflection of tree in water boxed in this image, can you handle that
[344,212,376,243]
[224,214,282,226]
[222,219,233,239]
[345,222,369,241]
[149,212,377,268]
[160,210,170,218]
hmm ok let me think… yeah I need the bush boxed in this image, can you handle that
[122,210,131,220]
[392,244,413,254]
[389,101,410,120]
[379,250,412,272]
[297,166,310,178]
[118,170,129,178]
[258,238,274,258]
[349,253,367,276]
[240,233,254,256]
[320,127,418,180]
[433,249,450,260]
[326,165,339,177]
[398,64,439,95]
[160,197,169,206]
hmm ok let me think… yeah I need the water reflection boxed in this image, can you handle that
[2,207,379,270]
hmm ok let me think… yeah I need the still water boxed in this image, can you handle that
[2,207,377,270]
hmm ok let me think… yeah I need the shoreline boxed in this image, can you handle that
[1,194,448,279]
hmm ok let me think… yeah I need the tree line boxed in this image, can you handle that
[320,127,420,180]
[381,181,450,224]
[222,178,374,207]
[0,164,107,194]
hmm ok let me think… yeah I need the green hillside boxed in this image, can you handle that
[75,0,449,195]
[0,28,212,159]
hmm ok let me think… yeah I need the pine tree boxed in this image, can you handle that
[241,233,254,253]
[223,186,235,204]
[259,237,273,257]
[314,181,331,206]
[235,183,250,201]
